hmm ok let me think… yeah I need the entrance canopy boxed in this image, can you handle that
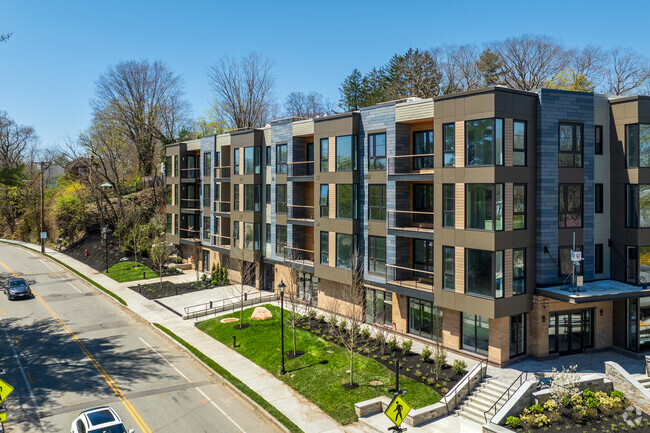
[537,279,650,304]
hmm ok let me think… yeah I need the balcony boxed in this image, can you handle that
[214,200,231,214]
[386,264,434,293]
[288,161,314,179]
[181,167,201,181]
[179,228,201,244]
[283,246,314,268]
[387,154,434,179]
[211,234,231,249]
[180,198,201,212]
[387,210,434,236]
[214,165,231,180]
[288,204,314,224]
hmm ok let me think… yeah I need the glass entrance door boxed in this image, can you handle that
[549,310,593,355]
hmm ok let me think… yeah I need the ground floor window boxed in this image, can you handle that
[462,313,489,356]
[548,309,593,355]
[510,314,526,358]
[202,250,210,272]
[640,298,650,351]
[366,289,392,326]
[297,272,318,304]
[409,298,442,340]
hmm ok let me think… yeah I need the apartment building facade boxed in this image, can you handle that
[165,87,650,366]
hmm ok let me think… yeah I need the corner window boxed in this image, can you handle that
[234,148,240,175]
[413,130,434,170]
[320,231,329,265]
[336,233,355,270]
[462,313,489,356]
[174,184,178,205]
[443,123,455,167]
[559,123,583,168]
[443,246,455,291]
[513,120,526,166]
[167,186,172,205]
[626,124,650,167]
[559,246,583,277]
[276,225,287,255]
[558,184,583,228]
[244,147,260,175]
[165,156,172,177]
[174,155,178,177]
[465,118,503,166]
[276,144,288,174]
[627,246,637,283]
[466,184,503,231]
[203,184,211,207]
[513,248,526,295]
[369,185,386,221]
[595,183,603,214]
[244,184,260,212]
[320,185,329,217]
[627,184,638,228]
[369,133,386,170]
[276,184,287,213]
[336,184,357,219]
[368,236,386,276]
[595,125,603,155]
[443,184,454,227]
[466,248,504,298]
[320,138,329,172]
[336,135,357,171]
[513,184,526,230]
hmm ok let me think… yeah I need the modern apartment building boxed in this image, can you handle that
[165,86,650,366]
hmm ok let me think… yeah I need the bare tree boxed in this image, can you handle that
[489,34,568,91]
[208,53,277,129]
[0,111,38,170]
[548,46,605,92]
[193,245,201,282]
[228,257,256,328]
[284,91,333,118]
[283,248,307,356]
[150,237,173,289]
[128,217,148,268]
[440,45,482,94]
[604,47,650,96]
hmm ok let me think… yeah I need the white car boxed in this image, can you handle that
[70,407,134,433]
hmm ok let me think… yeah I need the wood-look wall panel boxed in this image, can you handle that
[455,183,464,230]
[504,118,514,166]
[455,246,464,294]
[505,183,513,231]
[455,121,464,168]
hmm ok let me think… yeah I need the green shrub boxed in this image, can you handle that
[415,370,422,378]
[308,310,317,319]
[610,390,625,400]
[582,389,596,400]
[426,377,435,385]
[506,416,521,429]
[451,359,467,375]
[360,328,371,340]
[421,346,432,362]
[585,397,599,408]
[529,404,543,414]
[388,336,399,351]
[544,399,559,412]
[520,413,549,428]
[401,339,412,355]
[175,256,183,264]
[318,314,326,323]
[338,319,348,331]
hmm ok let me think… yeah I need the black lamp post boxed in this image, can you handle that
[278,280,286,375]
[102,226,109,273]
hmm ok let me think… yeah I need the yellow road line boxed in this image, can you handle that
[1,308,6,315]
[0,259,152,433]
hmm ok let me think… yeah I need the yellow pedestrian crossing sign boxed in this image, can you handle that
[0,411,5,423]
[384,394,411,427]
[0,378,14,402]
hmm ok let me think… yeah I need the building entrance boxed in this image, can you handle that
[549,310,593,355]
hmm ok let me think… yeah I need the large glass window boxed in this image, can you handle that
[336,184,357,219]
[414,184,433,226]
[366,289,392,326]
[320,185,329,217]
[369,133,386,170]
[510,314,526,358]
[626,124,650,168]
[276,184,287,213]
[513,184,526,230]
[559,246,583,277]
[243,147,260,174]
[462,313,489,356]
[166,214,172,234]
[413,130,434,170]
[595,125,603,155]
[203,184,211,207]
[466,118,503,166]
[276,225,287,255]
[513,248,526,295]
[558,184,583,228]
[640,247,650,284]
[244,222,254,250]
[409,298,442,340]
[233,221,239,247]
[336,135,357,171]
[368,236,386,276]
[266,145,271,166]
[320,231,329,265]
[466,249,503,298]
[234,148,240,175]
[466,184,503,231]
[276,144,288,174]
[233,184,239,211]
[369,185,386,221]
[244,184,260,212]
[443,184,454,227]
[443,246,455,291]
[443,123,455,167]
[203,153,211,176]
[559,123,583,168]
[165,156,172,177]
[513,121,526,166]
[336,233,355,269]
[413,239,433,279]
[320,138,329,172]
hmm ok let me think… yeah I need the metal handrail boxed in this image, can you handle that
[387,153,434,174]
[442,358,487,413]
[184,291,279,319]
[483,371,529,423]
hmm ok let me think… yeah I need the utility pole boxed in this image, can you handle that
[40,162,45,253]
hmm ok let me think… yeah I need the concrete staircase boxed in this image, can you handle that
[454,378,511,424]
[633,374,650,391]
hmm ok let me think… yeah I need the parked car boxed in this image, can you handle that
[70,407,134,433]
[4,278,32,300]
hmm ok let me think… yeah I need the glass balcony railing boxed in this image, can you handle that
[387,210,434,232]
[288,204,314,220]
[387,154,434,175]
[288,161,314,177]
[180,199,200,210]
[386,264,434,292]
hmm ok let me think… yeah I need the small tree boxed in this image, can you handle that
[228,257,256,329]
[150,237,173,289]
[192,245,201,282]
[283,248,306,356]
[128,222,148,267]
[373,312,391,355]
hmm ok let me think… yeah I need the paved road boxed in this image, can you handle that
[0,244,281,433]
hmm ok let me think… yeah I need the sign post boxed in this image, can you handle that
[385,361,410,432]
[0,377,13,426]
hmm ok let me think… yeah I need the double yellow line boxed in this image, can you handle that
[0,259,151,433]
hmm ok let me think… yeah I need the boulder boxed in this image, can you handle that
[251,306,272,321]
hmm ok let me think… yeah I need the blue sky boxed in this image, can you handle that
[1,0,648,148]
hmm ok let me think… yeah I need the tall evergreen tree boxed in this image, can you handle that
[338,68,366,112]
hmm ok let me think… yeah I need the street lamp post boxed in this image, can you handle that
[278,280,286,375]
[102,226,109,273]
[39,162,45,253]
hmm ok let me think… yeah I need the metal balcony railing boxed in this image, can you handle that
[180,199,201,210]
[283,246,315,266]
[179,228,201,241]
[288,204,314,220]
[211,234,231,248]
[288,161,314,177]
[387,153,434,175]
[214,166,231,179]
[387,210,434,232]
[181,167,201,179]
[386,264,434,292]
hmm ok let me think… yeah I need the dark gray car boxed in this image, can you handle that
[5,278,32,300]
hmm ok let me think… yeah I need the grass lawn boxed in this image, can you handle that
[103,261,158,283]
[197,305,441,425]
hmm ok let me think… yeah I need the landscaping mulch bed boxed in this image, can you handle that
[297,316,464,395]
[127,280,214,300]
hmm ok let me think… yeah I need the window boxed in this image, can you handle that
[513,248,526,295]
[443,246,455,291]
[203,217,210,241]
[174,155,178,177]
[336,233,355,269]
[443,123,455,167]
[174,184,178,205]
[266,223,271,244]
[641,247,650,283]
[203,184,211,207]
[462,313,489,356]
[466,184,503,231]
[595,125,603,155]
[320,231,329,265]
[234,148,240,174]
[244,222,254,250]
[166,214,172,234]
[443,184,454,227]
[626,124,650,167]
[233,221,239,247]
[513,120,526,166]
[413,130,434,170]
[627,246,637,283]
[319,185,329,217]
[595,243,603,274]
[369,133,386,170]
[336,184,357,219]
[276,225,287,255]
[558,184,583,228]
[366,289,392,326]
[233,184,239,211]
[409,298,442,340]
[276,144,288,174]
[320,138,329,172]
[513,184,526,229]
[414,184,433,226]
[265,184,271,204]
[254,224,261,251]
[165,156,172,177]
[510,314,526,358]
[368,236,386,276]
[369,185,386,221]
[266,146,271,166]
[627,184,650,228]
[559,246,583,276]
[336,135,357,171]
[466,249,504,298]
[167,186,172,205]
[595,183,603,214]
[276,184,287,213]
[244,147,260,174]
[203,152,211,176]
[466,118,503,166]
[413,239,433,279]
[244,184,260,211]
[559,123,583,168]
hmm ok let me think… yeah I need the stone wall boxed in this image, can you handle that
[605,361,650,414]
